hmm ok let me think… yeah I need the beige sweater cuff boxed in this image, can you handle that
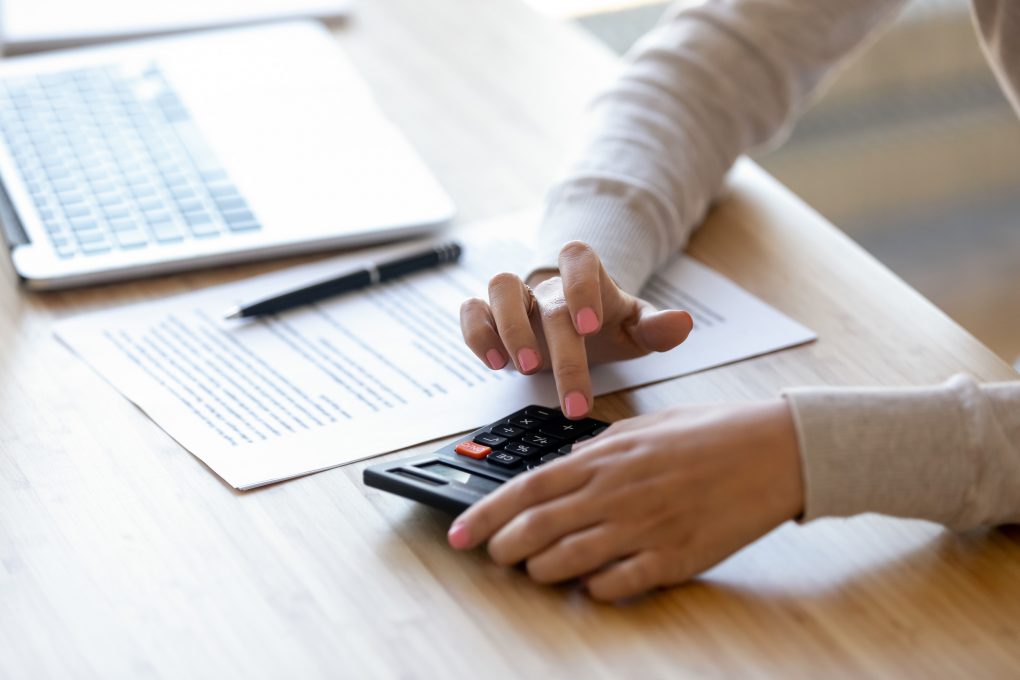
[782,375,1001,529]
[530,182,667,295]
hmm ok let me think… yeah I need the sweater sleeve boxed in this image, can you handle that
[533,0,907,294]
[973,0,1020,116]
[783,375,1020,529]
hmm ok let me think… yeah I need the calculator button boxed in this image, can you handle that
[540,418,599,438]
[509,415,541,430]
[524,406,559,420]
[592,426,609,436]
[487,451,523,469]
[522,433,561,449]
[474,433,508,448]
[539,453,563,465]
[490,423,524,438]
[504,441,540,458]
[455,441,491,460]
[558,435,593,454]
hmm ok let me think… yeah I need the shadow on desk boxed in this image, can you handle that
[372,500,1020,677]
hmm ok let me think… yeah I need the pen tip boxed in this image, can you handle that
[223,307,242,321]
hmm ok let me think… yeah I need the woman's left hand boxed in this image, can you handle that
[447,400,804,602]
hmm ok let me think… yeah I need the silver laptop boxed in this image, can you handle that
[1,0,352,53]
[0,21,455,289]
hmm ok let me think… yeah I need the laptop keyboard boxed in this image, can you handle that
[0,62,261,259]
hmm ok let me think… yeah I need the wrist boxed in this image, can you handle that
[759,400,805,522]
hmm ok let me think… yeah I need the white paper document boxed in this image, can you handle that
[55,237,815,489]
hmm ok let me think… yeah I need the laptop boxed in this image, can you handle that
[1,0,351,53]
[0,21,456,289]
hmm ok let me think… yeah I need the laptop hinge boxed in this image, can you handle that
[0,174,30,248]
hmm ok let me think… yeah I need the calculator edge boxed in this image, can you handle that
[363,408,613,515]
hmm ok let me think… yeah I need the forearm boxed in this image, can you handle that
[784,375,1020,529]
[534,0,908,293]
[973,0,1020,116]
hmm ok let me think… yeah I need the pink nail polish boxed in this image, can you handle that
[448,522,471,549]
[485,349,506,370]
[576,307,599,334]
[564,391,588,419]
[517,348,540,373]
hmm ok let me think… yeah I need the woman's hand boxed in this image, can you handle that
[459,241,694,419]
[446,400,804,602]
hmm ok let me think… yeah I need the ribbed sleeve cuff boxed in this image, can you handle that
[530,187,664,296]
[782,376,983,529]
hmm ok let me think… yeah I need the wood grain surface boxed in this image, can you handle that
[2,0,1018,678]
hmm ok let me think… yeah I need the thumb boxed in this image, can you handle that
[626,306,693,353]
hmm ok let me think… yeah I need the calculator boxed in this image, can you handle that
[364,406,611,513]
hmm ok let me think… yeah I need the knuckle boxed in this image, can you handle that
[586,582,614,602]
[487,544,511,567]
[587,454,618,476]
[567,536,597,567]
[629,556,662,592]
[516,472,549,504]
[525,557,555,583]
[532,276,563,298]
[488,271,521,295]
[517,510,548,544]
[562,275,596,300]
[462,326,492,349]
[459,297,485,316]
[496,319,533,343]
[466,507,491,537]
[539,298,570,322]
[487,536,516,566]
[615,431,642,450]
[552,358,588,380]
[662,549,696,586]
[559,240,594,262]
[584,461,621,491]
[587,571,626,602]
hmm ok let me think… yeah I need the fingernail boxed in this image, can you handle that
[448,522,471,549]
[575,307,599,334]
[517,348,540,373]
[564,391,589,418]
[485,349,507,370]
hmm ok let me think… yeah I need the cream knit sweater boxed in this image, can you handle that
[534,0,1020,528]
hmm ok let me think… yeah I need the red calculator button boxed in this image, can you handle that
[455,441,491,459]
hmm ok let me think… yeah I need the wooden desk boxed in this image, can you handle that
[3,0,1019,677]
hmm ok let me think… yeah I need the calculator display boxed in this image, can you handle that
[420,462,500,493]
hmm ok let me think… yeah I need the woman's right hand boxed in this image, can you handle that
[459,241,694,419]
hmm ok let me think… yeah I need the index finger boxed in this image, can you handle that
[534,278,593,419]
[447,458,591,551]
[557,241,602,336]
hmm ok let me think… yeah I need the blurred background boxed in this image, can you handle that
[527,0,1020,368]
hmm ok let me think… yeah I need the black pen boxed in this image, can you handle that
[223,241,462,320]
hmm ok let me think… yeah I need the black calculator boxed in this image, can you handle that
[364,406,611,514]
